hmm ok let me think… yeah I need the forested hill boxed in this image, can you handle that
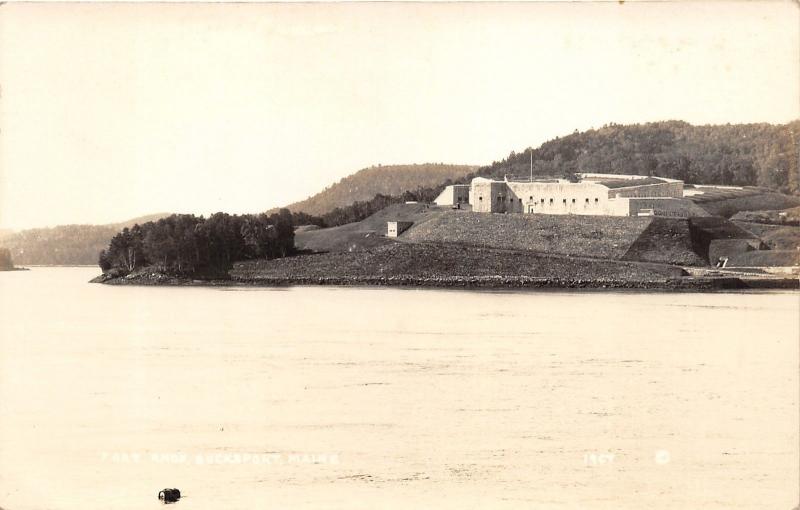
[0,213,170,266]
[284,163,477,216]
[478,120,800,195]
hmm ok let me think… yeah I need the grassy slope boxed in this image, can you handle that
[401,211,707,265]
[733,221,800,251]
[232,242,685,282]
[285,164,476,216]
[294,205,707,266]
[731,205,800,226]
[295,203,445,252]
[694,192,800,218]
[621,218,706,266]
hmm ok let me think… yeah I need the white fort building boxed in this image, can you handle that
[434,173,687,217]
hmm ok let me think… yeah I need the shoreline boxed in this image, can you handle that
[91,272,799,291]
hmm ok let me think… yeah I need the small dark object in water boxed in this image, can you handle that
[158,488,181,503]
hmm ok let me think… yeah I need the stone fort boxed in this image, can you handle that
[434,173,688,217]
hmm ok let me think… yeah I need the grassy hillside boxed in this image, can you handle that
[620,218,706,266]
[295,203,445,252]
[733,222,800,251]
[693,192,800,218]
[402,210,707,265]
[402,211,650,259]
[285,163,476,217]
[0,213,170,266]
[731,206,800,225]
[231,242,685,284]
[295,205,707,266]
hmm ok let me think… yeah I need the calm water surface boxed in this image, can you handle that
[0,267,798,510]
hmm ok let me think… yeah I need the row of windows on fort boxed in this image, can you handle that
[477,196,602,205]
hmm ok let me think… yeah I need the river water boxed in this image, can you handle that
[0,267,797,510]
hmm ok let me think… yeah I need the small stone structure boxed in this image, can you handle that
[387,221,414,238]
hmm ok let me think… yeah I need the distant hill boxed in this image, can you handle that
[0,213,170,266]
[479,120,800,195]
[284,163,477,217]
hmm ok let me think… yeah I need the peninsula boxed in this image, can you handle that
[91,122,800,290]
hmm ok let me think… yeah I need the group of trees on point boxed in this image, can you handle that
[99,210,295,276]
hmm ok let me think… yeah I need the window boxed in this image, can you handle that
[571,198,576,204]
[562,199,567,204]
[529,196,533,201]
[518,198,522,203]
[497,196,502,202]
[549,198,554,204]
[585,198,589,203]
[541,198,545,204]
[594,198,599,203]
[479,196,483,201]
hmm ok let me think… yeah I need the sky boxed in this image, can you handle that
[0,1,798,230]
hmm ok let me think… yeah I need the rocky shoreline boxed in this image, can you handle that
[91,270,799,291]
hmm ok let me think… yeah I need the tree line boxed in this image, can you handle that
[99,210,297,276]
[479,120,800,194]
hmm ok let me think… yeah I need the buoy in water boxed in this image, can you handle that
[158,488,181,503]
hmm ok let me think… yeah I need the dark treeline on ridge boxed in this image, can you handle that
[99,210,297,276]
[306,120,800,229]
[485,120,800,193]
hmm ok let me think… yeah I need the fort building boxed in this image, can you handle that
[436,173,687,217]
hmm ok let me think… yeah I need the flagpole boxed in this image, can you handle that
[530,152,533,182]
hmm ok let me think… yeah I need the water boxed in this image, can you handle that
[0,267,797,510]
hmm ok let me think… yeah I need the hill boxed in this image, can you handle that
[289,121,799,231]
[0,213,170,266]
[472,120,800,195]
[284,163,476,217]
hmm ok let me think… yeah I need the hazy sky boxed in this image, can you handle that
[1,1,798,230]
